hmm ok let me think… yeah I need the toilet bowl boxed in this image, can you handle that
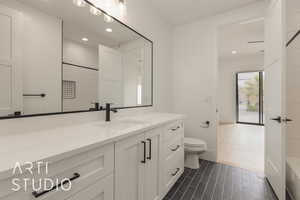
[184,137,207,169]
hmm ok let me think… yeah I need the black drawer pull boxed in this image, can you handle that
[171,168,180,176]
[146,138,152,160]
[171,145,180,152]
[141,141,146,163]
[32,173,80,198]
[171,126,180,131]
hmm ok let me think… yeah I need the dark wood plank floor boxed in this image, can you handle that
[163,160,288,200]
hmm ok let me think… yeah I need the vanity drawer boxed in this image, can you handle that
[0,143,114,199]
[164,121,184,142]
[164,147,184,191]
[66,174,113,200]
[164,135,183,159]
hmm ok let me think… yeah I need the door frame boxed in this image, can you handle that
[235,71,264,126]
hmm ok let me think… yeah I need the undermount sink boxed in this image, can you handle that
[92,119,147,131]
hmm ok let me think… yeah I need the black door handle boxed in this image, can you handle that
[283,118,293,123]
[141,141,146,164]
[146,138,152,160]
[270,116,282,123]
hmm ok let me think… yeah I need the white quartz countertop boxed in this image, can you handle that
[0,112,185,178]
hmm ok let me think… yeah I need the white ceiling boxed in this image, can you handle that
[149,0,261,25]
[218,20,264,60]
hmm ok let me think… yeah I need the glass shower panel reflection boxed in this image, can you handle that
[237,72,261,124]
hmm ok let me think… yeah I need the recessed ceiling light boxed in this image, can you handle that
[232,50,237,54]
[82,37,89,41]
[106,28,112,33]
[73,0,86,7]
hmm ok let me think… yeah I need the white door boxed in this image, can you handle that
[98,45,123,107]
[264,0,287,199]
[0,5,22,117]
[122,47,144,106]
[144,129,161,200]
[115,134,145,200]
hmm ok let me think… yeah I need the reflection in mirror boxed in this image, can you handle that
[0,0,152,118]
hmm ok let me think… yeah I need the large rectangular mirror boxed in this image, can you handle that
[0,0,153,119]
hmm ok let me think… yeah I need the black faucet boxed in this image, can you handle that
[104,103,118,122]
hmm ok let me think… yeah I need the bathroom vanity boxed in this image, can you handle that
[0,113,184,200]
[0,0,184,199]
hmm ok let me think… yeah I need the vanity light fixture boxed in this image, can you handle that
[73,0,86,7]
[82,37,89,41]
[90,6,102,16]
[232,50,237,54]
[104,14,114,23]
[106,28,112,32]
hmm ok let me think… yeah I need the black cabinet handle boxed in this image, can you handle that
[171,168,180,176]
[141,141,146,163]
[146,138,152,160]
[23,93,46,98]
[171,145,180,152]
[32,173,80,198]
[171,126,180,131]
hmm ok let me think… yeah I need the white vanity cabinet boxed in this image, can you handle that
[115,120,184,200]
[161,121,184,196]
[0,116,185,200]
[115,128,161,200]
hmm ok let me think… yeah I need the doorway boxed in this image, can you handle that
[217,20,265,173]
[236,71,264,125]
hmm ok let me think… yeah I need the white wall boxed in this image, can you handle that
[63,64,98,112]
[63,39,98,69]
[172,2,265,161]
[218,55,264,124]
[62,39,99,111]
[118,0,173,112]
[1,0,62,115]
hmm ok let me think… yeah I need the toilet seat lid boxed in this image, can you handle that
[184,137,207,147]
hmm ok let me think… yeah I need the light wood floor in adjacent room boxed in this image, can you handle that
[218,124,265,173]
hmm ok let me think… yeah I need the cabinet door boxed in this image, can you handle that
[67,174,113,200]
[144,129,161,200]
[115,134,145,200]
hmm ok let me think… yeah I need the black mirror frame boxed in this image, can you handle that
[0,0,153,120]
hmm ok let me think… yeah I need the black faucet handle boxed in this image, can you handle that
[91,102,100,110]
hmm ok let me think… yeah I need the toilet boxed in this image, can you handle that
[184,137,207,169]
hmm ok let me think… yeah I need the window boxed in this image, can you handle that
[236,71,264,125]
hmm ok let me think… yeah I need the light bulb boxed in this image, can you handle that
[104,14,114,23]
[73,0,86,7]
[90,6,102,16]
[118,0,127,17]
